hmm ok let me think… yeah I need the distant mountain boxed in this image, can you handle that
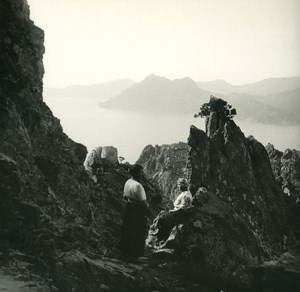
[100,75,300,125]
[44,79,135,101]
[197,79,237,95]
[100,74,210,113]
[255,88,300,116]
[224,93,300,125]
[198,76,300,96]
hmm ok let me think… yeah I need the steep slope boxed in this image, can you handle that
[266,144,300,238]
[100,74,210,113]
[0,0,129,259]
[0,1,162,291]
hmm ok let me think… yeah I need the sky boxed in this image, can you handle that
[28,0,300,88]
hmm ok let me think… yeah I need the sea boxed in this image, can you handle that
[45,96,300,164]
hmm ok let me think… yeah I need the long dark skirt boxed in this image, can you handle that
[119,202,147,258]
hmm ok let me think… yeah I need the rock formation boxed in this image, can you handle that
[136,143,189,209]
[0,0,130,268]
[0,1,161,290]
[266,144,300,239]
[146,98,300,290]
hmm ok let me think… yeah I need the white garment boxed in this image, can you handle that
[173,191,193,210]
[123,178,146,202]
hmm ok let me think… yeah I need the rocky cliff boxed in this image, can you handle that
[145,100,300,290]
[136,143,189,208]
[0,0,124,263]
[266,144,300,239]
[0,1,161,291]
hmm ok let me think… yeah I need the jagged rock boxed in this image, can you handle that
[0,1,160,290]
[265,143,283,183]
[186,114,297,286]
[205,112,219,137]
[187,120,291,247]
[266,144,300,240]
[136,143,189,208]
[146,100,299,290]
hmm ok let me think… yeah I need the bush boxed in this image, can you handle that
[194,95,237,120]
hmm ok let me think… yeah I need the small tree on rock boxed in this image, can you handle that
[194,95,237,121]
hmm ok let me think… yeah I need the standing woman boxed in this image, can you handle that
[119,164,150,263]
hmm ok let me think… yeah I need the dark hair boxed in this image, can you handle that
[129,164,143,178]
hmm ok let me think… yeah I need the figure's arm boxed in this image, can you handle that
[141,199,151,217]
[136,184,150,216]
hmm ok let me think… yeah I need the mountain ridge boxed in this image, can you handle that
[198,76,300,96]
[44,79,135,101]
[99,75,300,125]
[100,74,210,113]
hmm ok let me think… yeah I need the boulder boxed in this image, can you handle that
[101,146,118,163]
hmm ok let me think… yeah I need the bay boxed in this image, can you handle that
[45,96,300,163]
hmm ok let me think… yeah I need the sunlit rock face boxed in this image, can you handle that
[136,143,189,209]
[266,144,300,239]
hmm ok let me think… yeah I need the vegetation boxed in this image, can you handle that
[194,95,237,120]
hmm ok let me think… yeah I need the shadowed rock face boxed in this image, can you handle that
[185,113,299,286]
[0,2,166,291]
[187,118,291,250]
[146,105,299,290]
[0,2,164,290]
[0,0,102,247]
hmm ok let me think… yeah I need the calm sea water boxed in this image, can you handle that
[45,96,300,163]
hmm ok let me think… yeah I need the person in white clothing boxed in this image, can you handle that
[119,164,150,263]
[123,177,146,202]
[171,178,193,212]
[149,177,193,244]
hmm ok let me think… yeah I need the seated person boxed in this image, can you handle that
[170,178,193,212]
[148,178,193,244]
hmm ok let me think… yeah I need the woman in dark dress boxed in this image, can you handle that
[120,164,149,262]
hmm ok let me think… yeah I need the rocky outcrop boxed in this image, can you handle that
[266,144,300,240]
[1,0,112,249]
[187,118,291,247]
[146,99,299,290]
[0,1,160,290]
[266,144,300,196]
[136,143,189,209]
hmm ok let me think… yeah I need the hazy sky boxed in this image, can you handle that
[28,0,300,88]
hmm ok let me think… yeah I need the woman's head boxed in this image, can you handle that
[130,164,143,181]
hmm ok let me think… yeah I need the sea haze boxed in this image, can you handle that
[44,95,300,164]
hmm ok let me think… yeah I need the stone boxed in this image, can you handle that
[101,146,118,163]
